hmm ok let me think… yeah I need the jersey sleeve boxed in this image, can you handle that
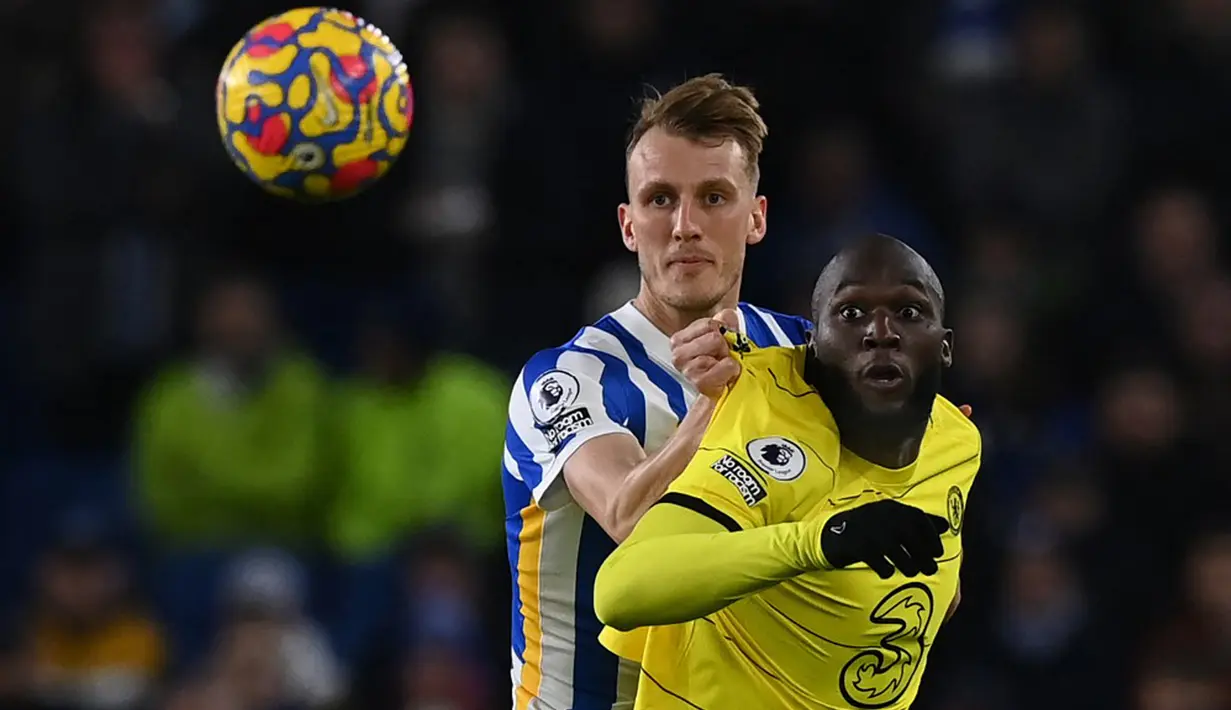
[504,346,637,510]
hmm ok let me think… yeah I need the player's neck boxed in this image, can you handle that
[632,289,739,337]
[839,422,926,470]
[804,356,932,470]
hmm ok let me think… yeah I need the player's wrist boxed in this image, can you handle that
[817,511,852,571]
[798,518,833,572]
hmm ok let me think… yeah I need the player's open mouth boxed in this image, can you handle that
[861,363,905,388]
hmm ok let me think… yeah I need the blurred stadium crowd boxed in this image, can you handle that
[3,0,1231,708]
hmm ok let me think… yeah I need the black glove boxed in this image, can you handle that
[820,499,949,579]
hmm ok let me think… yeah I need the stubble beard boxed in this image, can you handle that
[806,353,943,442]
[643,254,742,317]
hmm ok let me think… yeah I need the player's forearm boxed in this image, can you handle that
[595,508,824,631]
[605,397,717,542]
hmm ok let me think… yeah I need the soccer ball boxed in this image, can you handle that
[216,7,414,202]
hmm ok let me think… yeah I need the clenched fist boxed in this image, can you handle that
[671,309,742,398]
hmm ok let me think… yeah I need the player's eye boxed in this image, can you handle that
[838,305,864,321]
[650,193,672,207]
[291,143,326,170]
[899,305,923,320]
[705,193,726,206]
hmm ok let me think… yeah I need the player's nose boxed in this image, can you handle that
[861,311,901,350]
[672,201,702,241]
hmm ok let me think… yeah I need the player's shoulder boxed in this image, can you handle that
[737,302,812,347]
[509,319,646,434]
[727,337,813,397]
[931,396,981,444]
[511,330,591,417]
[741,302,812,330]
[713,341,841,469]
[513,313,638,386]
[926,395,983,473]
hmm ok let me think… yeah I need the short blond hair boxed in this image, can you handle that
[626,73,768,185]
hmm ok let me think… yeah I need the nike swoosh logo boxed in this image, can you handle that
[830,522,846,535]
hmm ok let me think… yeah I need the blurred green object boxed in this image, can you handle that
[326,353,509,559]
[134,353,330,547]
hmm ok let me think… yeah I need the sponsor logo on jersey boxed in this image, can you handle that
[542,407,593,452]
[746,436,807,481]
[711,454,767,506]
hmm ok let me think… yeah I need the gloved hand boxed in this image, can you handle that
[820,499,949,579]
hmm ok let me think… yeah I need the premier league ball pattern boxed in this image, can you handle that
[216,7,413,201]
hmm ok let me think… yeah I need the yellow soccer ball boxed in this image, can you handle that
[215,7,414,201]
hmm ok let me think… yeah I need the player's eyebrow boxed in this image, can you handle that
[835,277,927,290]
[833,279,932,302]
[697,176,738,193]
[637,180,675,198]
[901,277,929,294]
[638,177,738,199]
[897,280,933,305]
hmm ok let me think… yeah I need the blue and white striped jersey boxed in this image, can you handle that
[503,301,811,710]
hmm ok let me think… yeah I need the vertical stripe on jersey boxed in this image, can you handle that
[739,303,778,347]
[615,658,640,707]
[513,503,544,710]
[593,318,689,421]
[507,489,588,710]
[506,417,548,493]
[572,514,620,710]
[504,461,531,663]
[504,421,546,709]
[537,504,585,705]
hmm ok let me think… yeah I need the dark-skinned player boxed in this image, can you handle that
[594,234,979,710]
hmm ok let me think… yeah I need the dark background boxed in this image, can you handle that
[3,0,1231,708]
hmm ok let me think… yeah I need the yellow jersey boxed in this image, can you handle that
[604,341,980,710]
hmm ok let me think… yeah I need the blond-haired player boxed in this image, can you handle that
[502,74,812,710]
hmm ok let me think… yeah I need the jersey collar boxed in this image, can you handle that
[840,448,921,486]
[610,300,750,371]
[611,301,675,366]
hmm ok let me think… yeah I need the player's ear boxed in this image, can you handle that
[806,328,822,358]
[747,195,767,246]
[941,329,954,368]
[618,203,636,252]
